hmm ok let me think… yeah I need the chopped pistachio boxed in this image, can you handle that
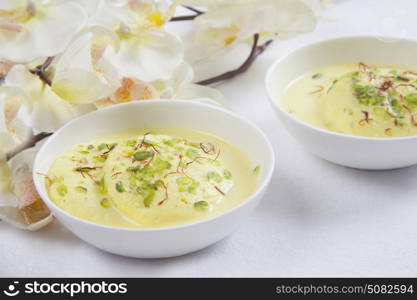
[194,201,209,211]
[100,198,110,208]
[176,177,192,185]
[125,139,137,147]
[97,143,107,151]
[134,151,153,161]
[404,93,417,106]
[163,138,181,147]
[176,177,192,192]
[93,155,106,162]
[188,142,200,149]
[151,157,171,172]
[188,181,200,194]
[223,169,232,180]
[79,151,89,155]
[75,186,87,194]
[353,84,384,106]
[254,165,261,175]
[373,107,391,120]
[186,148,199,159]
[116,182,125,193]
[207,171,222,183]
[56,184,68,197]
[144,190,155,208]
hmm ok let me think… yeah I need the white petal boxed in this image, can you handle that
[52,26,120,104]
[0,145,53,231]
[20,88,78,133]
[104,30,184,82]
[4,65,78,133]
[0,85,33,154]
[0,2,88,62]
[52,68,115,104]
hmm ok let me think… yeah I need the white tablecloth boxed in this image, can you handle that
[2,0,417,277]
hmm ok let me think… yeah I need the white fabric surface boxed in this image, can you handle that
[1,0,417,277]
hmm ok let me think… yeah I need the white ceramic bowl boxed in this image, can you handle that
[266,36,417,170]
[33,100,274,258]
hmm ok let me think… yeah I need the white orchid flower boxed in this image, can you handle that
[181,0,317,62]
[95,61,226,108]
[0,0,88,63]
[0,143,52,231]
[52,26,120,105]
[90,0,184,82]
[0,64,79,133]
[0,24,121,133]
[0,86,33,155]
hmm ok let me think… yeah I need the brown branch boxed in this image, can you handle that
[196,34,273,86]
[29,56,54,86]
[6,132,52,161]
[170,5,203,22]
[184,6,203,14]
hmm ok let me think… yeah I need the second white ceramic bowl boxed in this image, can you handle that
[33,100,274,258]
[266,36,417,170]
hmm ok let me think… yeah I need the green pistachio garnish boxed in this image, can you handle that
[75,186,87,193]
[97,177,106,194]
[176,177,192,192]
[57,184,68,197]
[254,165,261,175]
[93,155,106,162]
[116,182,125,193]
[100,198,110,208]
[97,143,107,151]
[186,148,199,159]
[194,201,209,211]
[188,142,200,149]
[223,169,232,180]
[207,171,222,183]
[143,190,156,207]
[134,151,153,161]
[151,157,171,172]
[188,181,200,194]
[373,107,391,120]
[404,93,417,106]
[163,138,181,147]
[79,151,89,155]
[128,165,142,172]
[353,84,384,106]
[125,139,137,147]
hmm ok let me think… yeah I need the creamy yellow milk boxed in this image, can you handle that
[281,62,417,137]
[46,128,258,228]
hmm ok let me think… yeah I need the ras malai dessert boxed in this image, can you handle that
[46,129,259,228]
[282,62,417,137]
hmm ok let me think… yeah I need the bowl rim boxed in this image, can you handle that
[33,99,275,232]
[265,35,417,142]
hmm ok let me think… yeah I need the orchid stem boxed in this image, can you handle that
[196,34,273,86]
[6,132,52,161]
[183,6,204,15]
[170,6,203,22]
[29,56,54,86]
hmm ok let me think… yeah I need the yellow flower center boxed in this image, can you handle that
[147,11,164,26]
